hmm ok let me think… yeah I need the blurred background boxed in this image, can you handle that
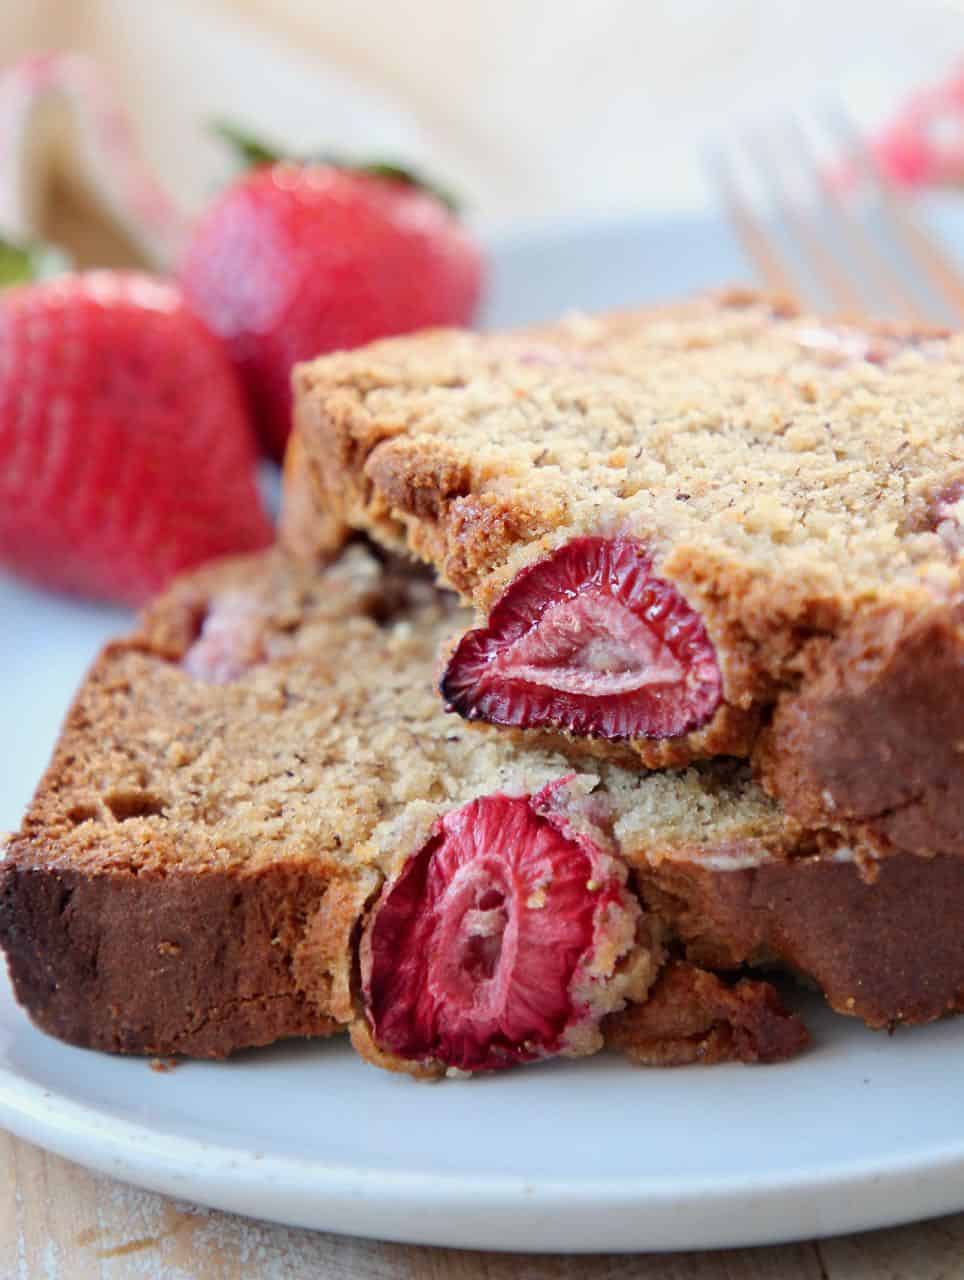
[3,0,964,228]
[3,0,964,802]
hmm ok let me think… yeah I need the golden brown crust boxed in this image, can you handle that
[348,1019,445,1080]
[278,431,350,562]
[291,871,380,1026]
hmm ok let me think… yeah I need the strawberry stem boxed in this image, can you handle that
[211,121,461,212]
[211,122,281,169]
[341,160,459,212]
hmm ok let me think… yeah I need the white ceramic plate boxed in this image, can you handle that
[3,213,964,1253]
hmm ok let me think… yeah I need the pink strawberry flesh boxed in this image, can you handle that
[929,479,964,556]
[934,479,964,523]
[440,537,722,740]
[182,593,268,684]
[362,792,634,1072]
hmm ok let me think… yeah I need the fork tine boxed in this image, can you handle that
[787,117,930,326]
[745,130,864,316]
[704,144,799,301]
[826,105,964,323]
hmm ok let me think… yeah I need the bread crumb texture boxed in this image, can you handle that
[11,546,796,886]
[295,293,962,603]
[292,292,963,727]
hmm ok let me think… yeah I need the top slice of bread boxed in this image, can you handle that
[290,291,964,855]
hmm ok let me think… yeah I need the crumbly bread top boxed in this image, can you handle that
[294,292,964,615]
[12,546,801,884]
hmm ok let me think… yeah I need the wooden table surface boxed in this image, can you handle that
[2,1131,963,1280]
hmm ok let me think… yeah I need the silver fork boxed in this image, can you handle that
[706,105,964,327]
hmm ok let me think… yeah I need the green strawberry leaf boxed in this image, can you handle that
[325,158,459,213]
[212,121,461,212]
[0,239,71,287]
[212,121,283,169]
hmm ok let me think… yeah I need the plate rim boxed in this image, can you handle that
[3,1048,964,1251]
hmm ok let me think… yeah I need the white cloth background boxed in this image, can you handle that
[0,0,961,228]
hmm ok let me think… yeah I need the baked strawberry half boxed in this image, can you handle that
[930,479,964,556]
[360,789,643,1073]
[441,537,722,741]
[182,592,271,684]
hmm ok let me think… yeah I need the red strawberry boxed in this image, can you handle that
[866,65,964,190]
[441,537,722,742]
[179,143,484,459]
[0,266,272,605]
[361,788,641,1073]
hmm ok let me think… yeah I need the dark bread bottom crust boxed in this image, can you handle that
[0,852,809,1069]
[641,850,964,1029]
[6,845,963,1060]
[0,858,353,1058]
[5,845,961,1060]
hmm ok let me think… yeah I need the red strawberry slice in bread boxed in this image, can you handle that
[441,537,722,741]
[361,786,644,1073]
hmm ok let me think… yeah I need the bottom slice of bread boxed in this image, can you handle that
[1,547,960,1073]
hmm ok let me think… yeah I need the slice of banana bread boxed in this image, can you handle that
[289,290,964,859]
[3,545,961,1075]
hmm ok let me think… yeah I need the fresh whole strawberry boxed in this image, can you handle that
[0,261,272,605]
[179,135,485,458]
